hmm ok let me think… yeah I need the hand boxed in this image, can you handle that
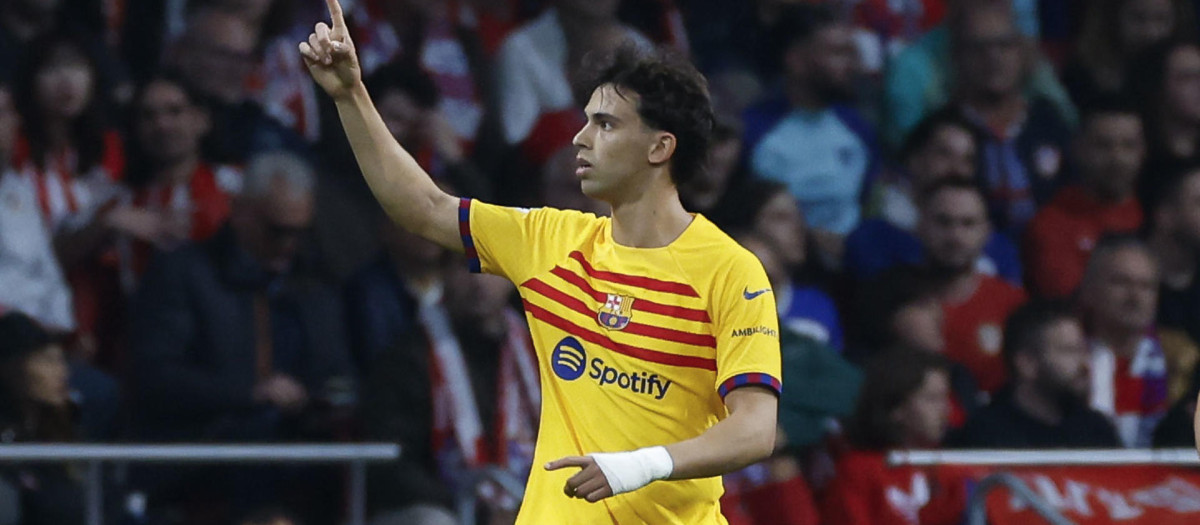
[545,456,614,503]
[106,206,184,247]
[254,374,309,413]
[298,0,362,100]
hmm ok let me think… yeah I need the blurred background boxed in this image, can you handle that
[1,0,1199,523]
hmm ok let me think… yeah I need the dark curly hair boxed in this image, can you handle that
[578,44,715,187]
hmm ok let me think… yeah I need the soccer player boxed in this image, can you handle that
[298,1,782,523]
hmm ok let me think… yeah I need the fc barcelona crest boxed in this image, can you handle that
[597,293,635,331]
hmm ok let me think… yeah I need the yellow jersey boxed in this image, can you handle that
[461,199,782,524]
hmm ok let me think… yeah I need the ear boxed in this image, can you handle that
[648,131,677,166]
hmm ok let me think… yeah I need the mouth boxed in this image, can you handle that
[575,157,593,177]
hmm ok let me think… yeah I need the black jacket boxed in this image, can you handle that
[129,225,352,440]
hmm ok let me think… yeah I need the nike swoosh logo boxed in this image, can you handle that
[743,287,771,300]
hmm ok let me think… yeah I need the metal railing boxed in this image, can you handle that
[888,448,1200,467]
[889,449,1200,525]
[0,443,400,525]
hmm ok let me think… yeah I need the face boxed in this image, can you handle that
[573,85,667,202]
[0,88,18,162]
[956,8,1026,100]
[378,90,422,148]
[918,188,990,272]
[908,124,977,188]
[136,80,209,167]
[892,369,951,448]
[754,192,806,268]
[237,185,315,273]
[1119,0,1175,54]
[443,263,514,324]
[34,45,93,121]
[381,218,443,272]
[23,344,69,408]
[891,298,946,353]
[1164,45,1200,123]
[1076,114,1145,201]
[1163,172,1200,248]
[1028,319,1091,403]
[177,12,258,103]
[1085,248,1159,332]
[788,24,860,102]
[742,238,788,293]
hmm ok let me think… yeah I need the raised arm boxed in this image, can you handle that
[298,0,460,251]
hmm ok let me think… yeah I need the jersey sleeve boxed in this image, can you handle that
[711,250,783,398]
[461,198,595,285]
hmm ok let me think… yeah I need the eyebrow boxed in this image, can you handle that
[588,112,622,124]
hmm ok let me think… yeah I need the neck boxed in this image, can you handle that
[1160,114,1199,158]
[609,183,693,248]
[934,267,979,304]
[1013,382,1063,425]
[153,156,200,187]
[786,79,824,111]
[1150,231,1196,288]
[1091,324,1142,358]
[1083,183,1131,206]
[962,92,1024,125]
[44,119,72,154]
[390,257,440,293]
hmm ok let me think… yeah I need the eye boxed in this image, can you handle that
[601,121,613,131]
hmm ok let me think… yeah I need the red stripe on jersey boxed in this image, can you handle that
[568,251,699,297]
[522,299,717,371]
[550,266,711,322]
[523,279,717,348]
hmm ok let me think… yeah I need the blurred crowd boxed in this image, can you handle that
[2,0,1200,523]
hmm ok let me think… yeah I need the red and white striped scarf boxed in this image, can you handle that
[423,292,539,484]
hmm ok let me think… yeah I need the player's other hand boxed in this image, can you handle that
[298,0,361,100]
[545,456,614,503]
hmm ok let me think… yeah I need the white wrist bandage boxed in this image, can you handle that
[588,446,674,496]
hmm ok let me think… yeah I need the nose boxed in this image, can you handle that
[572,122,592,150]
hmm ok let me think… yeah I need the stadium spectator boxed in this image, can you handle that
[165,7,304,163]
[882,0,1075,148]
[366,62,490,198]
[494,0,650,168]
[1023,98,1145,298]
[915,178,1026,393]
[823,350,962,525]
[1062,0,1191,109]
[947,2,1074,234]
[0,312,84,525]
[852,266,983,423]
[950,301,1121,448]
[1129,39,1200,205]
[129,151,353,442]
[679,120,743,218]
[1077,237,1168,448]
[124,73,242,277]
[744,4,879,248]
[362,253,536,525]
[344,213,448,373]
[0,80,74,331]
[845,109,1023,285]
[1144,166,1200,406]
[720,180,844,351]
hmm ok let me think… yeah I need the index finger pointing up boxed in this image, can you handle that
[325,0,346,31]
